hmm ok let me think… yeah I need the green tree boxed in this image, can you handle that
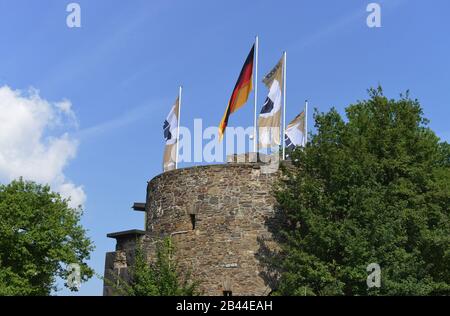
[271,87,449,295]
[113,238,200,296]
[0,178,94,295]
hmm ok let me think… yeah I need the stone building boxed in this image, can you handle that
[103,154,281,296]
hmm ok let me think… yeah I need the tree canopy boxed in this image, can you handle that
[0,178,94,295]
[272,87,449,295]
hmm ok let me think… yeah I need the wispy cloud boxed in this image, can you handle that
[77,98,169,140]
[38,2,169,90]
[288,0,407,53]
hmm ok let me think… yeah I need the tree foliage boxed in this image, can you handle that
[0,178,94,295]
[272,87,449,295]
[113,238,201,296]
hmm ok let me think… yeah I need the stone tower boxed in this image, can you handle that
[103,154,280,296]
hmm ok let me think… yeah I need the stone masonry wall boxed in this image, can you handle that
[104,157,281,296]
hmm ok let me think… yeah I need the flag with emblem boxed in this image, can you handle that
[258,56,283,149]
[163,96,180,171]
[285,110,306,151]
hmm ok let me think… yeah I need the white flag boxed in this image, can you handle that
[163,97,179,171]
[285,111,306,151]
[258,57,283,149]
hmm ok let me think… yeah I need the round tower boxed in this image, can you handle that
[104,155,280,296]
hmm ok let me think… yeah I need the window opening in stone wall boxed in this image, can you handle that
[190,214,196,230]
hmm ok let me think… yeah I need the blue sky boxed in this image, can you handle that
[0,0,448,295]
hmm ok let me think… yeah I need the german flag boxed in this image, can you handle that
[218,44,255,140]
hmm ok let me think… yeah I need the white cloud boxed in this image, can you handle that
[0,85,85,209]
[55,99,79,129]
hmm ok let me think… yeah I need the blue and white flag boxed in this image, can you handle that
[285,111,306,151]
[258,57,283,149]
[163,97,179,171]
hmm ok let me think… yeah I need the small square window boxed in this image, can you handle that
[190,214,196,230]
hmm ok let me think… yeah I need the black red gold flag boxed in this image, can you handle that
[218,44,255,140]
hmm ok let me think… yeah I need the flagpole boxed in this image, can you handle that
[176,85,182,169]
[253,36,259,154]
[304,99,308,146]
[282,51,287,160]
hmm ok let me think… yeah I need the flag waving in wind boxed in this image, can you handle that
[259,56,283,149]
[163,96,180,171]
[285,110,306,151]
[218,44,255,140]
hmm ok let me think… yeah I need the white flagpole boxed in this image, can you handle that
[304,100,308,147]
[253,36,259,154]
[175,85,182,169]
[282,51,287,160]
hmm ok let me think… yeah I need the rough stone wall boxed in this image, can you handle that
[104,157,281,296]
